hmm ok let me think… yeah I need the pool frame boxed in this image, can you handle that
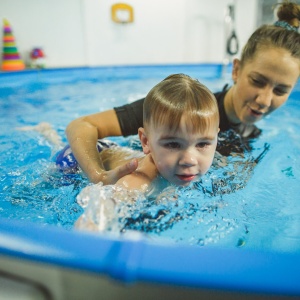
[0,66,299,299]
[0,218,299,299]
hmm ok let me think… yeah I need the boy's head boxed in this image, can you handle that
[139,74,219,186]
[143,74,219,134]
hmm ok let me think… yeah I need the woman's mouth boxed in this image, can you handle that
[248,107,264,118]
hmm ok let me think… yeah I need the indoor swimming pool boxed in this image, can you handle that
[0,64,299,299]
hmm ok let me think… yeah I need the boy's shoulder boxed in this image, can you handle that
[116,154,158,191]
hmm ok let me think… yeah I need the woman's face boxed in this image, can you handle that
[230,47,299,125]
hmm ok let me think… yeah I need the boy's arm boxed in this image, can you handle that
[115,155,158,191]
[66,109,138,183]
[116,172,152,191]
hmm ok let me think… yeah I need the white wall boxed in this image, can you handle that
[0,0,258,68]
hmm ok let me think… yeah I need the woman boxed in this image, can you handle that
[64,1,300,184]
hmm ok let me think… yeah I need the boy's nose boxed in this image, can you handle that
[179,150,197,167]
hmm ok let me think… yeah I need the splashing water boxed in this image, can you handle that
[75,123,299,251]
[75,129,272,248]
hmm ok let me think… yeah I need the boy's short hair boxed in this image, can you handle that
[143,74,219,133]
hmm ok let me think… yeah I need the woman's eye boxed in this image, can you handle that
[251,77,288,96]
[164,142,180,149]
[251,78,264,87]
[274,88,287,96]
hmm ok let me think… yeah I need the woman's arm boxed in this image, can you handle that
[66,109,138,183]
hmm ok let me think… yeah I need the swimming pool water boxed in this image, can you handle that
[0,66,299,253]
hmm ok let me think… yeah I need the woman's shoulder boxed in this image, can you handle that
[113,98,145,136]
[214,84,229,103]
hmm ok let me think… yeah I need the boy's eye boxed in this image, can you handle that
[197,142,210,148]
[164,142,180,149]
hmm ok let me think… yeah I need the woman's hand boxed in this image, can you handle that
[88,158,139,184]
[66,109,137,184]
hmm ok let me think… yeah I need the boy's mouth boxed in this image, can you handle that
[176,174,197,182]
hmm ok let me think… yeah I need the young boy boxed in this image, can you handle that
[96,73,220,191]
[75,73,219,231]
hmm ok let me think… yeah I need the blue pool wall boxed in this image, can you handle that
[0,218,299,297]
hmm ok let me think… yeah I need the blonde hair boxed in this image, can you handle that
[143,74,219,134]
[240,1,300,67]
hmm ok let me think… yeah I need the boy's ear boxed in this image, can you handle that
[232,58,240,83]
[138,127,150,154]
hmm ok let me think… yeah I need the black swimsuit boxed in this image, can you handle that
[56,86,263,171]
[114,85,261,139]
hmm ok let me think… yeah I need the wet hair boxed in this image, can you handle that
[240,1,300,67]
[143,74,219,134]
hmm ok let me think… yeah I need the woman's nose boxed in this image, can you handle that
[179,150,197,166]
[256,87,273,108]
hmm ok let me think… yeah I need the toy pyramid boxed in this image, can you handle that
[1,19,25,71]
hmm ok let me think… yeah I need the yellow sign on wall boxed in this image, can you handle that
[111,3,134,23]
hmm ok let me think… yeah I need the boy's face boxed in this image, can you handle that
[139,117,218,186]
